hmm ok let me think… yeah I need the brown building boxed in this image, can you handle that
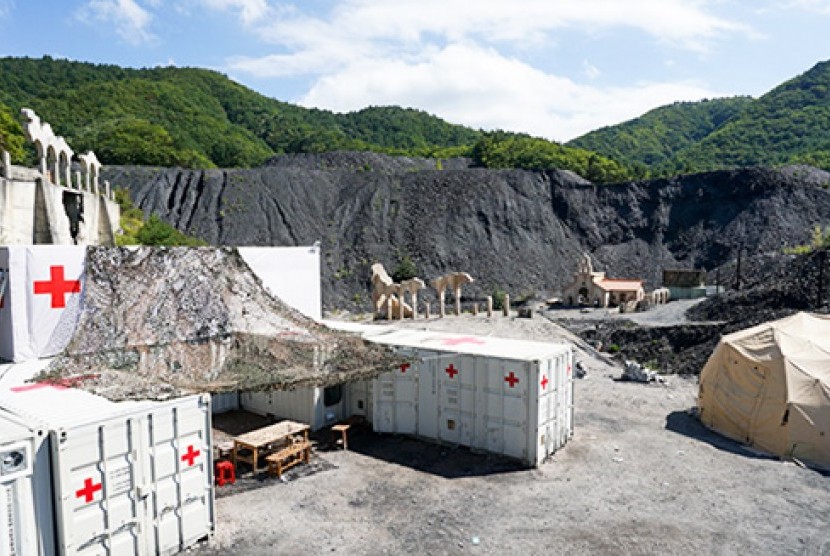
[562,253,645,307]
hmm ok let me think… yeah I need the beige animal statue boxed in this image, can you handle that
[400,278,426,319]
[431,272,474,317]
[370,263,414,319]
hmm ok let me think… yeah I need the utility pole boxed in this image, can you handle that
[734,244,743,291]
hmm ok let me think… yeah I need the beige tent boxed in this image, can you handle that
[698,312,830,469]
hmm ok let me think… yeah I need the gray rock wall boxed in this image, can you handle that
[103,157,830,310]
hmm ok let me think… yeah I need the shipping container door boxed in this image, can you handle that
[483,359,530,461]
[559,354,571,446]
[143,398,213,556]
[566,352,575,439]
[537,357,559,464]
[416,352,439,439]
[436,354,464,445]
[373,364,417,435]
[52,417,144,555]
[0,427,38,556]
[347,380,373,423]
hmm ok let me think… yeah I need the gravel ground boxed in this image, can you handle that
[544,298,709,327]
[194,315,830,555]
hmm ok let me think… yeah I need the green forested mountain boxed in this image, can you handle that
[0,56,631,182]
[568,60,830,175]
[0,57,480,168]
[3,56,830,180]
[566,97,753,174]
[671,60,830,171]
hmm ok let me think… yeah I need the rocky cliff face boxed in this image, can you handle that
[103,154,830,310]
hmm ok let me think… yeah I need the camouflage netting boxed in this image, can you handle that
[43,246,404,400]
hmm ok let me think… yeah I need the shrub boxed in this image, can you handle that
[391,255,418,282]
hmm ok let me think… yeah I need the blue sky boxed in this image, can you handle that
[1,0,829,141]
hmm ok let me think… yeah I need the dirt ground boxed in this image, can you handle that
[195,314,830,555]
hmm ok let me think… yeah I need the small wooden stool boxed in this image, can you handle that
[331,423,350,450]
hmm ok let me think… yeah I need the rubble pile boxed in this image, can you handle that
[43,247,402,400]
[576,248,830,375]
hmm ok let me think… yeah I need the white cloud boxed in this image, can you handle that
[777,0,830,13]
[298,43,721,142]
[249,0,751,52]
[0,1,13,18]
[583,60,601,80]
[79,0,156,45]
[224,1,746,139]
[198,0,269,24]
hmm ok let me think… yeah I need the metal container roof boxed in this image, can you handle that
[0,360,165,429]
[0,409,35,444]
[365,329,570,362]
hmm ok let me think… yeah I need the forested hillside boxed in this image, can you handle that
[4,56,830,181]
[0,56,629,182]
[568,60,830,175]
[672,60,830,171]
[0,57,480,168]
[567,97,752,175]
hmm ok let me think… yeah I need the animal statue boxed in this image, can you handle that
[370,263,414,319]
[431,272,474,316]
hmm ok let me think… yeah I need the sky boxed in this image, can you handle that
[1,1,829,142]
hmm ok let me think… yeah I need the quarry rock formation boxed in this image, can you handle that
[103,153,830,310]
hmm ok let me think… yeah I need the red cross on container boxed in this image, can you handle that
[540,375,549,390]
[400,363,411,373]
[75,477,102,503]
[181,445,200,467]
[442,336,486,347]
[445,364,459,379]
[33,266,81,308]
[504,371,520,388]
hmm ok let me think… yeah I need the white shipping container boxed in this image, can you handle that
[0,380,214,556]
[367,330,574,467]
[241,385,349,431]
[210,391,240,414]
[0,410,41,556]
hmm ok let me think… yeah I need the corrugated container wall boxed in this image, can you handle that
[0,410,41,556]
[367,330,574,467]
[0,383,214,556]
[241,386,351,431]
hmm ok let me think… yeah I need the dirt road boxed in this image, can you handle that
[197,315,830,555]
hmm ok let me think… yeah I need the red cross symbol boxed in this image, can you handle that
[400,363,411,373]
[33,266,81,308]
[567,364,572,376]
[445,364,459,379]
[505,371,520,388]
[181,445,201,467]
[10,382,67,393]
[441,336,485,347]
[540,375,549,390]
[75,477,102,503]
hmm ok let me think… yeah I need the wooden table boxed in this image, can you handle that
[232,420,310,471]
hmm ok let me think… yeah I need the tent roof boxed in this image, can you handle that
[43,247,402,400]
[720,312,830,383]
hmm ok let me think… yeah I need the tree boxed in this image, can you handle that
[391,255,418,282]
[0,101,25,162]
[135,215,206,246]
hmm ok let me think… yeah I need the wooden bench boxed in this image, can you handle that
[265,439,311,478]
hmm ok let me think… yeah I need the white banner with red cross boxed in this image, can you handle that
[0,246,86,362]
